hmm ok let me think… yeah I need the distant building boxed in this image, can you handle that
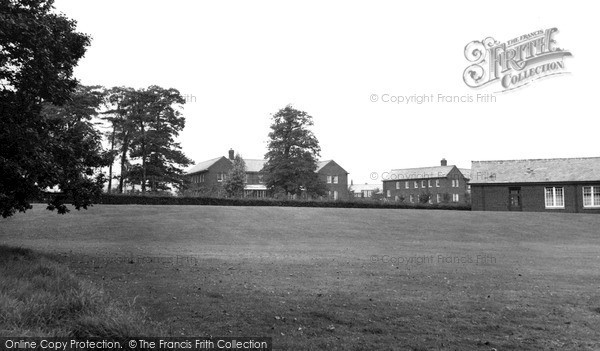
[349,183,382,199]
[186,149,349,199]
[317,160,349,200]
[382,159,470,204]
[471,157,600,213]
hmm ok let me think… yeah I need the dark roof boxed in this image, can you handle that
[470,157,600,184]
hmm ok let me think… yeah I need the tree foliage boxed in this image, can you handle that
[0,0,107,217]
[262,105,327,198]
[102,86,192,194]
[223,153,246,198]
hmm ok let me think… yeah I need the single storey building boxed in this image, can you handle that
[470,157,600,213]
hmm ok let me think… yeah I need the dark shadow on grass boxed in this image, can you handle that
[0,245,166,338]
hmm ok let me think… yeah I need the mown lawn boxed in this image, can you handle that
[1,204,600,350]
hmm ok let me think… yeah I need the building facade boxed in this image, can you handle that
[186,150,349,199]
[382,159,470,204]
[317,160,350,200]
[471,157,600,213]
[349,183,382,199]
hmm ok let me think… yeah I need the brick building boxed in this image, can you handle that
[471,157,600,213]
[382,159,470,204]
[317,160,349,200]
[186,150,349,199]
[349,183,382,199]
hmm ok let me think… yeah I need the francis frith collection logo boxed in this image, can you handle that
[463,28,572,91]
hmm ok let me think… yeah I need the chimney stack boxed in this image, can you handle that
[441,158,447,166]
[228,149,235,160]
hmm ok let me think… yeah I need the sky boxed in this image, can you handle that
[53,0,599,185]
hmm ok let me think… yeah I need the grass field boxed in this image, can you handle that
[1,204,600,350]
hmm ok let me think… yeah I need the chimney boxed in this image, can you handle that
[441,158,447,166]
[228,149,235,160]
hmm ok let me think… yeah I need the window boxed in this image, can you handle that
[545,187,564,208]
[452,194,459,202]
[436,194,442,203]
[395,195,399,201]
[327,176,332,184]
[386,190,391,198]
[396,181,400,190]
[258,174,264,183]
[217,173,226,182]
[334,191,338,200]
[428,180,432,188]
[414,181,418,189]
[436,179,440,187]
[409,195,414,203]
[421,180,426,188]
[451,179,459,187]
[583,186,600,207]
[405,181,409,189]
[200,174,205,183]
[428,198,433,204]
[333,176,338,184]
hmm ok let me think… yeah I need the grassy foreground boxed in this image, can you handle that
[2,204,600,350]
[0,245,163,338]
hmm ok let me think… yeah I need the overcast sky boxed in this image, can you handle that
[54,0,598,184]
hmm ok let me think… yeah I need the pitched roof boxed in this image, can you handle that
[316,160,331,172]
[349,183,382,192]
[385,166,457,181]
[187,156,345,175]
[316,160,349,174]
[459,168,472,180]
[185,157,224,174]
[244,159,266,173]
[470,157,600,184]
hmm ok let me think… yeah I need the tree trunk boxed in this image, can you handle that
[118,133,129,194]
[107,127,115,193]
[140,121,146,194]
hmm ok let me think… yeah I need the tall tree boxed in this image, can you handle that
[0,0,106,217]
[102,86,192,194]
[223,153,246,198]
[262,105,327,198]
[101,86,134,194]
[128,86,192,193]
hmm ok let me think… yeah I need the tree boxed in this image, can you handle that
[102,86,192,194]
[262,105,327,198]
[223,154,246,198]
[101,86,136,194]
[419,192,431,204]
[137,86,192,193]
[0,0,106,217]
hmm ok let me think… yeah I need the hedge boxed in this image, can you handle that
[94,194,471,211]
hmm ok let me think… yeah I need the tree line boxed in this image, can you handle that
[1,0,191,217]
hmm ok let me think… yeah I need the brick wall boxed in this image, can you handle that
[318,161,349,200]
[471,182,600,213]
